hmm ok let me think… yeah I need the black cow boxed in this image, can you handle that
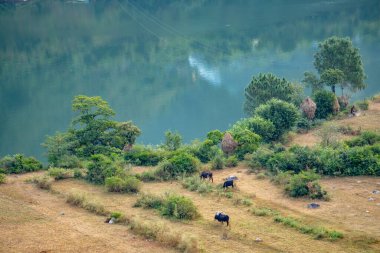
[214,212,229,226]
[200,171,213,182]
[222,180,234,189]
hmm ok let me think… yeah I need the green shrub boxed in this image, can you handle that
[296,117,312,133]
[86,154,119,184]
[285,171,327,199]
[0,173,6,184]
[345,131,380,147]
[28,175,52,190]
[155,153,199,180]
[136,170,159,182]
[225,155,238,167]
[195,139,220,163]
[48,168,73,180]
[109,211,127,223]
[356,99,369,110]
[254,98,299,140]
[181,175,213,194]
[134,193,164,209]
[0,154,43,174]
[124,145,164,166]
[313,90,336,119]
[267,151,298,172]
[163,131,182,151]
[232,129,261,160]
[339,146,379,176]
[73,168,84,179]
[55,155,83,169]
[206,130,223,145]
[249,147,274,171]
[211,155,224,170]
[105,176,141,193]
[271,171,293,185]
[161,194,199,220]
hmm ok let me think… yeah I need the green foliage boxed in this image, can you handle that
[181,175,213,194]
[302,71,324,94]
[0,173,6,184]
[155,153,199,180]
[316,123,340,147]
[232,129,261,160]
[109,211,127,223]
[161,194,199,220]
[48,167,73,180]
[314,36,366,93]
[211,154,225,170]
[345,131,380,147]
[86,154,119,184]
[27,175,52,190]
[244,73,302,115]
[206,130,223,145]
[164,131,182,151]
[73,168,84,179]
[248,147,274,171]
[105,176,141,193]
[285,170,327,199]
[0,154,43,174]
[136,170,160,182]
[267,151,298,172]
[254,99,299,140]
[195,139,220,163]
[225,155,238,167]
[296,117,312,133]
[271,171,293,185]
[320,68,344,94]
[124,145,165,166]
[247,116,276,142]
[42,132,79,167]
[313,90,336,119]
[355,100,370,110]
[338,146,379,176]
[134,193,164,209]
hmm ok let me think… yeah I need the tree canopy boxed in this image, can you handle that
[314,36,366,94]
[244,73,302,116]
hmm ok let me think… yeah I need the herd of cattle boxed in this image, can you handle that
[200,171,236,226]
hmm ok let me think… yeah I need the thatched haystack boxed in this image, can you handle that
[300,97,317,120]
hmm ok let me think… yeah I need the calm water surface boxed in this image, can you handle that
[1,0,379,160]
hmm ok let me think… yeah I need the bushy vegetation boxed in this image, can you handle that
[285,171,328,199]
[86,154,120,184]
[313,90,336,119]
[232,129,261,160]
[225,155,238,167]
[124,145,165,166]
[356,99,369,110]
[345,131,380,147]
[48,167,73,180]
[26,175,53,190]
[155,153,199,180]
[211,154,224,170]
[254,99,299,140]
[134,193,199,220]
[66,191,108,215]
[0,173,6,184]
[105,176,141,193]
[0,154,43,174]
[182,175,213,194]
[163,131,182,151]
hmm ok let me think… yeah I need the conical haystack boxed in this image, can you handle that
[300,97,317,120]
[221,132,237,156]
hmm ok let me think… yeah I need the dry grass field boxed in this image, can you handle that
[1,98,379,253]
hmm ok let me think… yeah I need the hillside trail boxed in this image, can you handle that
[0,174,175,253]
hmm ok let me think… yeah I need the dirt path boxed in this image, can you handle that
[0,175,175,253]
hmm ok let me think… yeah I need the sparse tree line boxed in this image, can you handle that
[0,36,379,203]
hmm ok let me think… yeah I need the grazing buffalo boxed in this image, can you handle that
[200,171,213,182]
[223,180,234,189]
[214,212,229,226]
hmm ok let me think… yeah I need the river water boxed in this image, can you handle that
[1,0,379,160]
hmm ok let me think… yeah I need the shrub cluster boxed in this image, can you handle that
[105,176,141,193]
[86,154,120,184]
[249,143,380,176]
[0,173,6,184]
[0,154,43,174]
[124,145,165,166]
[134,193,199,220]
[48,168,73,180]
[155,153,199,180]
[181,175,213,194]
[285,171,328,199]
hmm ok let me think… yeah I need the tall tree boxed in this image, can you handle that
[244,73,302,116]
[320,68,345,94]
[301,71,324,94]
[314,37,366,94]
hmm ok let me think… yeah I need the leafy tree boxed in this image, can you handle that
[163,131,182,151]
[313,90,336,119]
[244,73,302,115]
[320,68,344,94]
[42,131,79,166]
[314,36,366,94]
[206,130,223,145]
[110,121,141,151]
[86,154,119,184]
[254,99,299,140]
[232,129,261,160]
[301,71,324,94]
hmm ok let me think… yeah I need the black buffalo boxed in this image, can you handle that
[200,171,213,182]
[222,180,234,189]
[214,212,229,226]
